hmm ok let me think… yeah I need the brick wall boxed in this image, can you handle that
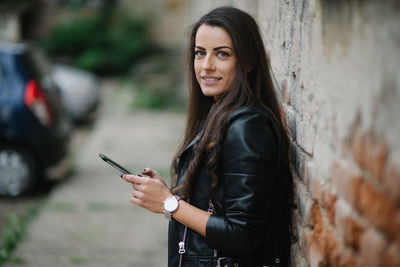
[252,0,400,266]
[185,0,400,266]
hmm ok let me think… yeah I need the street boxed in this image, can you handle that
[4,79,185,267]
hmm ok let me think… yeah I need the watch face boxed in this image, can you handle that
[165,197,178,212]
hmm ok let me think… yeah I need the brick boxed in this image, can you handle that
[307,204,325,255]
[331,160,363,208]
[293,176,315,227]
[292,209,302,241]
[334,199,366,252]
[312,179,337,225]
[383,163,400,202]
[360,228,388,267]
[311,175,324,203]
[321,185,337,225]
[344,216,365,251]
[308,201,318,228]
[301,227,326,267]
[281,105,288,129]
[304,160,315,193]
[334,248,361,267]
[302,197,363,267]
[281,78,289,103]
[292,145,308,181]
[351,130,367,170]
[326,242,361,267]
[286,106,297,139]
[351,130,388,180]
[324,225,341,266]
[357,180,400,244]
[366,139,388,180]
[383,243,400,267]
[300,227,310,261]
[295,112,315,155]
[331,160,400,244]
[290,241,309,267]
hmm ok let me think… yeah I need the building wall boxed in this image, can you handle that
[185,0,400,266]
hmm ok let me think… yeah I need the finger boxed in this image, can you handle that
[121,174,146,184]
[133,183,145,192]
[132,189,144,199]
[141,168,159,178]
[130,196,142,206]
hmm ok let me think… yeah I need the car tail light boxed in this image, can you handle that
[24,79,53,126]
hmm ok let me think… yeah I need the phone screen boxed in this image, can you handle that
[99,153,132,174]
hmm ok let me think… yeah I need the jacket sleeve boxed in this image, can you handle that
[205,111,279,255]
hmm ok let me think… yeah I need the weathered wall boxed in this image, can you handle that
[185,0,400,266]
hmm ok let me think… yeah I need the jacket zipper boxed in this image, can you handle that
[178,198,190,267]
[178,225,188,267]
[178,199,217,266]
[208,199,218,258]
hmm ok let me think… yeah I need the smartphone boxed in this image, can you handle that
[99,153,132,174]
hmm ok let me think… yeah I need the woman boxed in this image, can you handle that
[122,6,292,267]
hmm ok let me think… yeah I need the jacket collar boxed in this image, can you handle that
[180,132,202,157]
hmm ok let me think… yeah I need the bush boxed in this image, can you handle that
[130,50,186,110]
[0,203,41,265]
[42,11,157,75]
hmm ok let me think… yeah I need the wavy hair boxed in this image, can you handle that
[171,6,289,206]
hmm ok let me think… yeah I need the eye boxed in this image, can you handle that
[217,51,230,58]
[195,50,206,57]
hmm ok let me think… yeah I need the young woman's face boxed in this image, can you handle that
[194,24,237,100]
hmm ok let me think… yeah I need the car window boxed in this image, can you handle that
[23,48,55,91]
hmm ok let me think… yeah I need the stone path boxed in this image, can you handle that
[6,79,185,267]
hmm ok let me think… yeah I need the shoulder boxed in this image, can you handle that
[221,106,281,166]
[227,106,277,126]
[225,106,279,140]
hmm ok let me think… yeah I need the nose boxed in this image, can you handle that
[202,55,215,71]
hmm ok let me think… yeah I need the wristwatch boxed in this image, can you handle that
[163,195,180,221]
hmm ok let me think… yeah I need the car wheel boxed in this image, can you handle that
[0,146,37,197]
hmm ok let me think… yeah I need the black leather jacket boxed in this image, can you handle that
[168,106,291,267]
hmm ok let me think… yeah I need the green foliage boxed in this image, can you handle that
[0,203,41,265]
[42,11,156,75]
[130,51,186,111]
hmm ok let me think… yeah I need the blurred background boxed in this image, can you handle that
[0,0,194,266]
[0,0,399,266]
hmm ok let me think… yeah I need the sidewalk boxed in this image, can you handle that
[6,79,185,267]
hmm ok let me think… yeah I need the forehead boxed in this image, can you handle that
[195,24,233,47]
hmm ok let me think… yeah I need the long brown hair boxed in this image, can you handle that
[171,6,289,204]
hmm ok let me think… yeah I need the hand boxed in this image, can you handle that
[121,168,172,214]
[141,168,167,186]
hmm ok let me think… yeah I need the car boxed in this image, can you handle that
[0,41,72,197]
[52,63,101,124]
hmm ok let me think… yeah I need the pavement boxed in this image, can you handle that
[5,79,185,267]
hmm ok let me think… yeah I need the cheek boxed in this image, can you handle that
[194,62,201,79]
[223,63,237,85]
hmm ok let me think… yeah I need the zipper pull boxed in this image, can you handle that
[208,199,215,214]
[178,241,186,254]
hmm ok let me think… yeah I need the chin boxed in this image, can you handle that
[201,88,220,98]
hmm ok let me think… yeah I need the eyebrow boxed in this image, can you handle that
[195,45,233,51]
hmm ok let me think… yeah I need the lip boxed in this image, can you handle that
[201,75,222,85]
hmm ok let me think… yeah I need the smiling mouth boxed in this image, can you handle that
[202,77,222,81]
